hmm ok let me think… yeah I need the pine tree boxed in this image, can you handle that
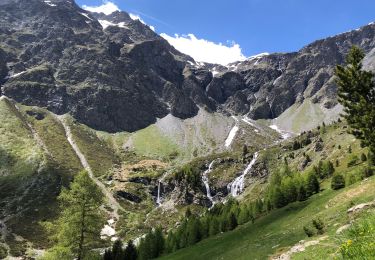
[331,174,346,190]
[273,187,287,208]
[111,240,124,260]
[124,240,137,260]
[297,184,307,201]
[154,227,165,257]
[42,171,104,260]
[306,172,320,196]
[238,205,249,225]
[187,218,201,246]
[209,217,220,236]
[335,46,375,154]
[227,212,238,231]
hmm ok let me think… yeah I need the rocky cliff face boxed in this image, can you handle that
[1,0,375,132]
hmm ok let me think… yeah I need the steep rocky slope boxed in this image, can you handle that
[1,0,375,133]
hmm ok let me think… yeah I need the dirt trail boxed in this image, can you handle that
[54,115,124,222]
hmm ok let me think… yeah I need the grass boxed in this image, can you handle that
[67,117,120,177]
[0,98,42,176]
[132,125,181,161]
[19,105,82,174]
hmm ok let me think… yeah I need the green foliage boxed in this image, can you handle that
[335,46,375,154]
[340,213,375,259]
[363,167,374,178]
[347,155,359,167]
[124,240,137,260]
[312,218,325,235]
[138,227,165,260]
[42,171,104,260]
[303,225,315,237]
[331,174,346,190]
[361,153,367,162]
[174,165,201,189]
[306,172,320,196]
[0,244,7,259]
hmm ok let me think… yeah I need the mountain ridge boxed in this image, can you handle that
[1,0,375,133]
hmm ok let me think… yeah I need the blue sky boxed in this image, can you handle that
[78,0,375,64]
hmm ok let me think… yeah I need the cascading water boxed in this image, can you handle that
[228,152,259,197]
[202,160,215,205]
[156,181,162,205]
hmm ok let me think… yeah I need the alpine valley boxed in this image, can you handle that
[0,0,375,259]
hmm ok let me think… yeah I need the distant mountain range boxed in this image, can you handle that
[1,0,375,132]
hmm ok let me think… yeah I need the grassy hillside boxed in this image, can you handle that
[160,121,374,260]
[161,176,375,260]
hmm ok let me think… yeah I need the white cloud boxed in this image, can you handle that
[129,13,155,31]
[82,1,119,15]
[160,33,246,65]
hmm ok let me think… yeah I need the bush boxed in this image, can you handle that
[312,218,325,235]
[363,167,374,178]
[303,226,315,237]
[331,174,346,190]
[0,245,7,259]
[361,153,367,162]
[347,155,359,167]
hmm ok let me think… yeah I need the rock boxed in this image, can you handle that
[116,191,142,203]
[347,201,375,214]
[336,224,351,234]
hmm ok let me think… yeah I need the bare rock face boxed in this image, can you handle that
[1,0,375,132]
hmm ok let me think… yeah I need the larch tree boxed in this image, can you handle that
[43,171,105,260]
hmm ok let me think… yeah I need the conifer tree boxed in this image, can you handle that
[124,240,137,260]
[331,174,346,190]
[43,171,104,260]
[306,172,320,196]
[335,46,375,153]
[111,240,124,260]
[209,217,220,236]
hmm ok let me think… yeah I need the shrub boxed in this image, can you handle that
[347,155,359,167]
[312,218,325,235]
[361,153,367,162]
[363,167,374,178]
[0,245,7,259]
[331,174,346,190]
[303,226,315,237]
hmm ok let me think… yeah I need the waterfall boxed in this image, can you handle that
[156,181,162,205]
[202,160,215,205]
[228,152,259,197]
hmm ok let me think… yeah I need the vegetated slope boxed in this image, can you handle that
[2,0,375,132]
[160,121,374,259]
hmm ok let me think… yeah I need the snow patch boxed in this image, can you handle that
[129,13,155,31]
[80,12,93,21]
[225,117,239,147]
[269,124,292,140]
[8,70,27,79]
[101,225,116,238]
[248,52,270,61]
[44,0,57,7]
[98,20,126,29]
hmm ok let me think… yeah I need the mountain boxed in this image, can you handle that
[2,0,375,133]
[1,0,375,259]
